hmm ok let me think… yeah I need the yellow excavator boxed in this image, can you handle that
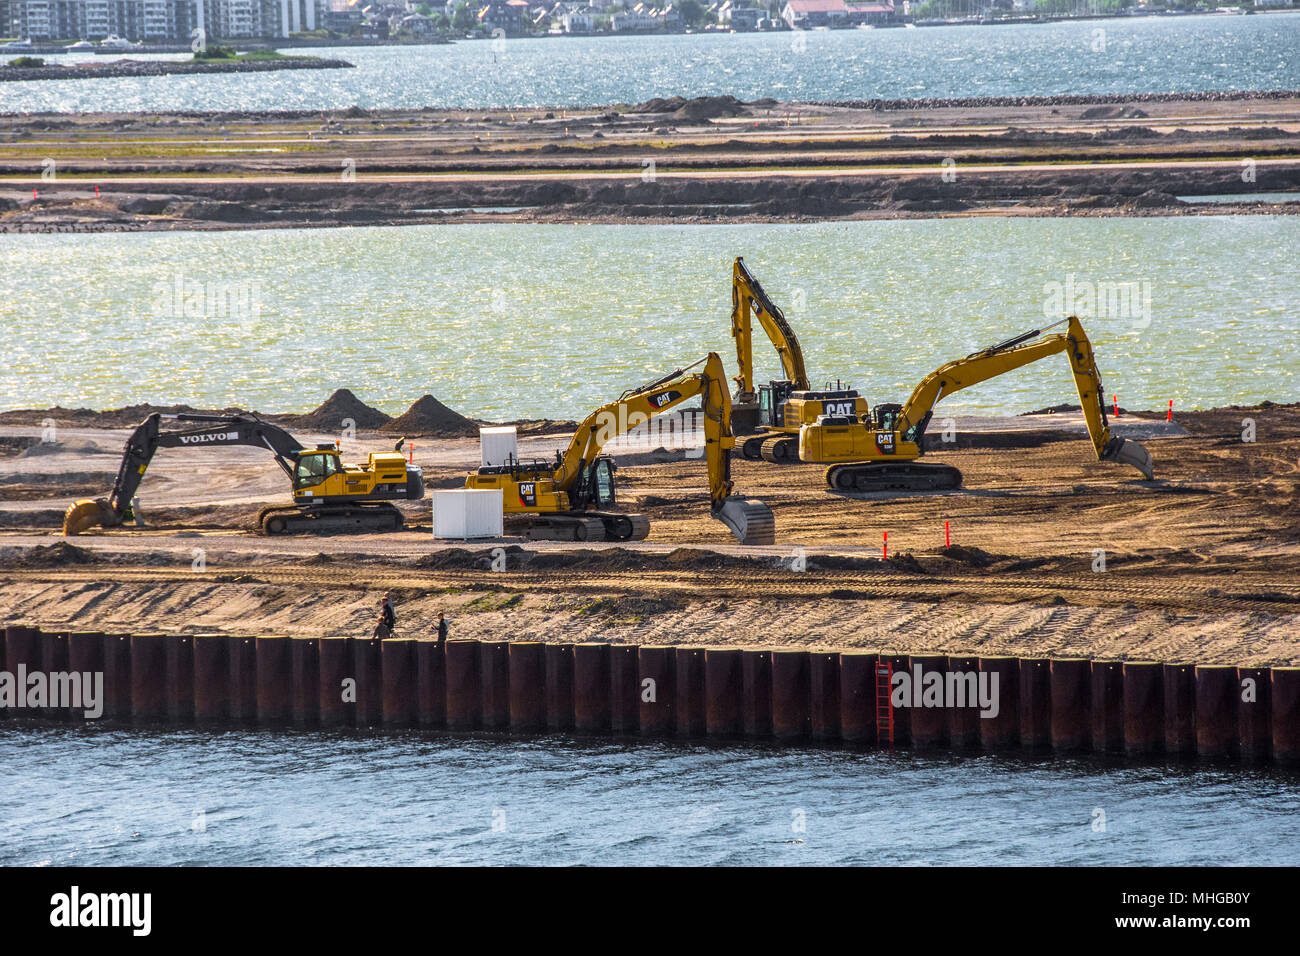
[62,412,424,536]
[729,256,867,464]
[799,315,1155,492]
[465,352,775,545]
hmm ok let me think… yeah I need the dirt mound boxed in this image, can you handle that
[629,95,748,121]
[673,95,748,122]
[939,545,998,568]
[380,395,478,438]
[293,388,390,431]
[9,542,98,567]
[1129,188,1183,209]
[0,403,250,428]
[887,552,926,574]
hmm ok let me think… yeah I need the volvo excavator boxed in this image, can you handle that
[62,412,425,536]
[464,352,775,545]
[798,316,1155,493]
[729,256,866,464]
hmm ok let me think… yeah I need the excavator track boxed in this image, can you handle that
[591,512,652,542]
[740,435,769,461]
[508,514,607,543]
[759,435,801,465]
[257,502,405,535]
[825,462,964,494]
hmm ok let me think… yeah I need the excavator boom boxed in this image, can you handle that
[731,257,810,401]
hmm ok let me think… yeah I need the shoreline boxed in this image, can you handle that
[0,56,354,83]
[1,92,1296,231]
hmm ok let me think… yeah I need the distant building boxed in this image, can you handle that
[557,3,592,31]
[781,0,892,27]
[476,0,527,32]
[3,0,334,40]
[723,3,763,28]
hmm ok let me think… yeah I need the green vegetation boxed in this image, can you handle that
[193,44,237,60]
[4,56,46,68]
[452,1,476,30]
[192,46,295,62]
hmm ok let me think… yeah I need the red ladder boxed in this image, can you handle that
[875,660,894,746]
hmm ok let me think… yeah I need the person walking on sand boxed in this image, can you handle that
[437,613,448,644]
[374,593,396,639]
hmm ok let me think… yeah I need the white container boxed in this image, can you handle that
[479,426,519,468]
[432,488,503,540]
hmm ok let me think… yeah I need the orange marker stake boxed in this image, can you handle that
[409,442,414,464]
[1113,395,1119,417]
[883,531,888,561]
[945,521,950,548]
[1167,400,1173,422]
[32,189,38,199]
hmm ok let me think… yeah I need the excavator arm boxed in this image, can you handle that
[731,257,809,402]
[556,352,775,544]
[895,316,1154,479]
[62,412,309,535]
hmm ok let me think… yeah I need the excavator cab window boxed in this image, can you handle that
[758,381,795,429]
[592,458,616,508]
[294,452,339,490]
[873,403,902,432]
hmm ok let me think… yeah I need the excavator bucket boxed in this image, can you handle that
[1103,437,1155,480]
[714,497,776,546]
[62,498,117,536]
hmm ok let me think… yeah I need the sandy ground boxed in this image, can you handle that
[1,93,1297,229]
[1,400,1297,664]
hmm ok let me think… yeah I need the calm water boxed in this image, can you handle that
[2,216,1295,420]
[1,15,1298,113]
[1,726,1296,865]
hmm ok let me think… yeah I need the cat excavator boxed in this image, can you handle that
[729,256,866,463]
[61,412,425,536]
[464,352,775,545]
[799,315,1155,492]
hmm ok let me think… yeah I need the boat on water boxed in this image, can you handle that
[97,34,143,51]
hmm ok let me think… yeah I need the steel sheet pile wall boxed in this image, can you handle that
[3,625,1296,765]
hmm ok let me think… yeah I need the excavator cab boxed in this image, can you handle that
[590,458,616,508]
[873,403,902,431]
[758,380,796,429]
[293,450,340,490]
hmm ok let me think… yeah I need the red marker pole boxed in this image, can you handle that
[945,521,950,548]
[882,531,888,561]
[94,185,100,197]
[1167,400,1173,422]
[409,442,414,464]
[1112,395,1119,417]
[32,189,38,199]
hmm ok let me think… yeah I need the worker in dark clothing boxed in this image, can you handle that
[374,593,396,639]
[437,613,448,643]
